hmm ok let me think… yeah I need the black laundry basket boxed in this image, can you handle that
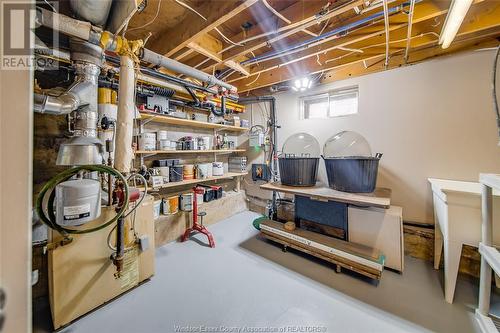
[279,157,319,187]
[323,153,382,193]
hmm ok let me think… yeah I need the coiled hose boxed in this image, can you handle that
[35,165,129,235]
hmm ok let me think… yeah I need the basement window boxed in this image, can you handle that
[300,86,359,119]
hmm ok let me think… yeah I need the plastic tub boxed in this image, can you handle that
[278,158,319,186]
[323,154,382,193]
[279,133,320,187]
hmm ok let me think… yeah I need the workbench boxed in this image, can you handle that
[259,182,398,280]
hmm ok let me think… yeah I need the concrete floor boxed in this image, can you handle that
[34,210,499,333]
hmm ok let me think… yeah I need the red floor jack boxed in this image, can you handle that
[181,186,215,248]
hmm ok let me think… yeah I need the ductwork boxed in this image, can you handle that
[69,0,113,27]
[35,7,238,93]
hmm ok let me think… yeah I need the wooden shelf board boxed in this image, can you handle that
[135,149,245,155]
[139,112,249,132]
[138,172,248,191]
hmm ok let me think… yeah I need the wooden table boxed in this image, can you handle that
[260,182,392,208]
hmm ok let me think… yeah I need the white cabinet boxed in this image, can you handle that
[348,205,404,272]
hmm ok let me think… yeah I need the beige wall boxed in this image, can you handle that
[0,53,33,330]
[273,50,500,224]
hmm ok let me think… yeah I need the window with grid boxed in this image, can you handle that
[300,86,359,119]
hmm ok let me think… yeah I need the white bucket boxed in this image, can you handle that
[158,140,171,151]
[212,162,224,176]
[179,193,193,212]
[156,166,169,177]
[138,132,156,151]
[157,130,168,141]
[196,163,210,179]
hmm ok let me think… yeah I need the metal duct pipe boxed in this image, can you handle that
[69,0,113,27]
[114,55,135,173]
[140,48,237,93]
[35,7,237,94]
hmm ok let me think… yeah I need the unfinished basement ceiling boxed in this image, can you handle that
[122,0,500,94]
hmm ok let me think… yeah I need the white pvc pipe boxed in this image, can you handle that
[114,56,135,173]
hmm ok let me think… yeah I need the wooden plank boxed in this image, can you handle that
[262,219,384,265]
[135,149,246,155]
[140,112,249,132]
[260,182,391,208]
[150,0,259,57]
[136,172,248,191]
[260,219,383,279]
[261,232,381,280]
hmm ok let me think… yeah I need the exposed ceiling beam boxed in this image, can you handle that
[149,0,259,57]
[319,36,499,86]
[234,19,500,92]
[187,34,251,75]
[228,0,451,83]
[221,0,367,62]
[230,0,498,87]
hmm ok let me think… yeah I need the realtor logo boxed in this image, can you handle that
[1,1,59,70]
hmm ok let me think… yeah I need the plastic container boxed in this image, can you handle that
[279,133,320,187]
[322,131,382,193]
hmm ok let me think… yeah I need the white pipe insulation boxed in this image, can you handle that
[141,49,237,93]
[114,56,135,173]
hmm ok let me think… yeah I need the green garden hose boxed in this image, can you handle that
[35,165,129,235]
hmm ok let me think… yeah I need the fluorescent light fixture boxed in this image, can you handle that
[439,0,473,49]
[291,77,312,92]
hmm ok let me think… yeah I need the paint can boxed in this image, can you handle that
[158,139,171,151]
[138,132,156,151]
[183,164,195,180]
[156,166,169,177]
[169,165,183,182]
[212,162,224,176]
[165,195,179,214]
[157,130,168,141]
[196,163,210,179]
[179,193,193,212]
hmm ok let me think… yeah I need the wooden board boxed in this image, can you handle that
[48,197,155,329]
[140,112,249,132]
[260,220,383,280]
[260,182,391,208]
[138,172,247,191]
[135,149,246,155]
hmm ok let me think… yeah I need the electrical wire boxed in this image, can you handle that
[125,0,162,35]
[43,0,57,12]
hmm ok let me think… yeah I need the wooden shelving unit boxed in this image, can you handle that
[135,149,245,156]
[138,172,248,191]
[139,111,249,132]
